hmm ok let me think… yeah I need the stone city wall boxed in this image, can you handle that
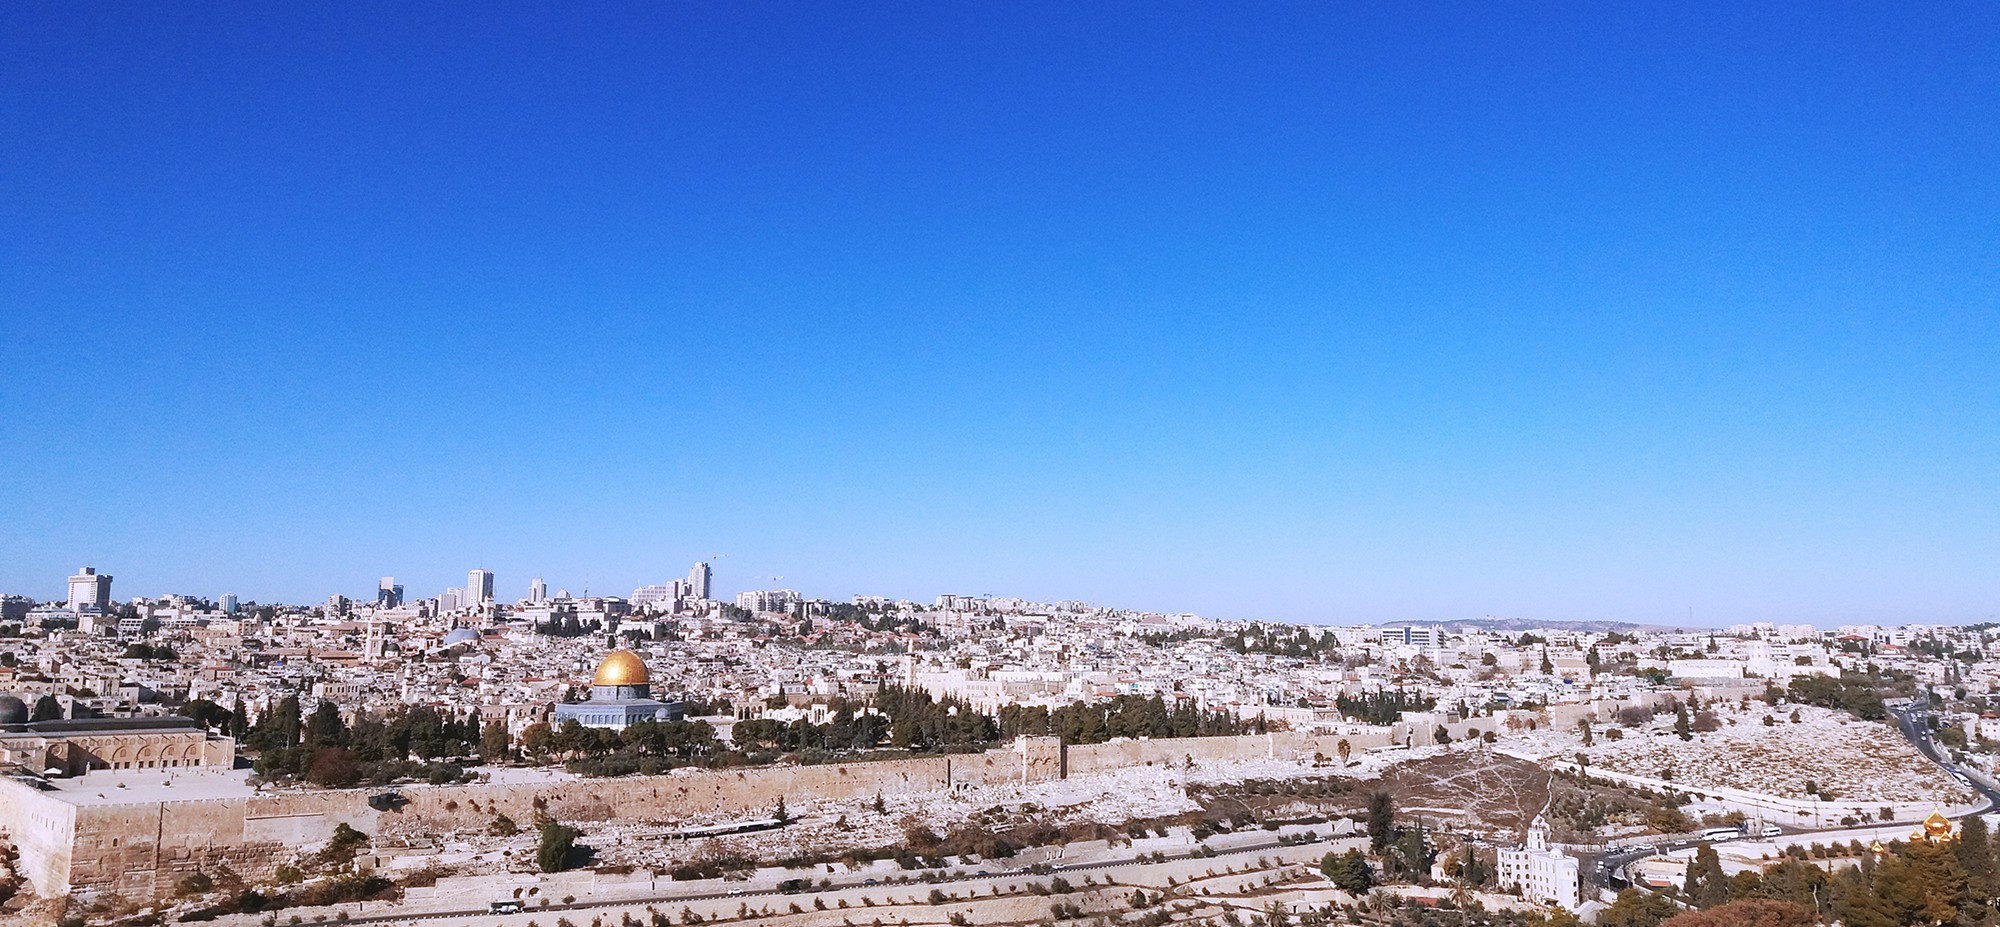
[0,777,77,899]
[24,729,1358,899]
[58,787,382,899]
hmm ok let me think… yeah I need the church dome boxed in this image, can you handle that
[0,694,25,725]
[1924,810,1954,838]
[592,650,650,687]
[442,627,481,647]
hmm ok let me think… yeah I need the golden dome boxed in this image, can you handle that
[1924,810,1954,837]
[592,650,650,687]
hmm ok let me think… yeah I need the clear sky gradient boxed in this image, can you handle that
[2,4,1995,626]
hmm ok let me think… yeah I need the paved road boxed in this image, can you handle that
[1889,699,2000,812]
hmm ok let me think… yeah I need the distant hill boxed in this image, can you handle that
[1379,617,1708,633]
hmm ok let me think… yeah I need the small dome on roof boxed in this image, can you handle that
[0,694,27,725]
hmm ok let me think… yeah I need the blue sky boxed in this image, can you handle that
[2,4,1995,626]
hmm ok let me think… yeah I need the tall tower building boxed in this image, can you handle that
[529,577,547,604]
[468,569,494,606]
[689,562,712,601]
[220,593,239,614]
[377,577,404,608]
[67,567,112,611]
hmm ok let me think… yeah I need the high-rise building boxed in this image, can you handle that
[326,594,351,617]
[441,588,463,611]
[689,562,712,600]
[467,570,494,606]
[66,567,112,611]
[220,593,239,614]
[529,577,547,604]
[377,577,404,608]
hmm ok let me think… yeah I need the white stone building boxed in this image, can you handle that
[1495,814,1581,911]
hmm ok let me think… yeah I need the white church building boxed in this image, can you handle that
[1495,814,1582,911]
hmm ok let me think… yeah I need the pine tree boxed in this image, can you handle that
[1906,839,1969,925]
[1957,812,1993,899]
[1685,844,1728,907]
[1831,864,1888,927]
[1601,888,1677,927]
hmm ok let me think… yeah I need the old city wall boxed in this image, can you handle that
[378,755,960,836]
[377,732,1340,837]
[39,730,1402,899]
[0,778,77,899]
[62,789,380,899]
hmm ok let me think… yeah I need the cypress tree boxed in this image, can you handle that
[1367,791,1394,853]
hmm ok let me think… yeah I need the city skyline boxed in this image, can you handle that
[3,6,1996,625]
[0,559,1985,632]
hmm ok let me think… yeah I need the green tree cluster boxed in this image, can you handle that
[1218,625,1341,660]
[246,697,483,786]
[999,694,1248,744]
[1337,690,1438,725]
[525,717,724,775]
[1322,849,1374,893]
[1786,673,1890,721]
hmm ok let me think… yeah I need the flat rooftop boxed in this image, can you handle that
[0,717,206,736]
[12,766,259,806]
